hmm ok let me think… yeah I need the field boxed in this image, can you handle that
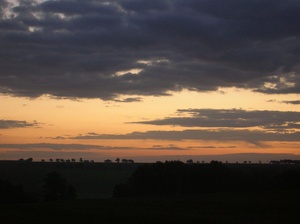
[1,161,300,223]
[0,161,139,198]
[0,191,299,224]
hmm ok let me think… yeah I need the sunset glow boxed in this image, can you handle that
[1,0,299,162]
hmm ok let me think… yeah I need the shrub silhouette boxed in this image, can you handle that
[43,171,76,201]
[0,179,35,203]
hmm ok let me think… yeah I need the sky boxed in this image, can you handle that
[0,0,300,163]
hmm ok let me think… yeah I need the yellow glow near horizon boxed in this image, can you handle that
[1,88,300,161]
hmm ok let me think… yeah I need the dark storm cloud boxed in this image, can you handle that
[0,119,38,129]
[0,0,8,18]
[1,0,300,99]
[132,109,300,130]
[72,129,300,144]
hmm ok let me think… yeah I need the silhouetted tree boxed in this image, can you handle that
[105,159,112,163]
[186,159,193,164]
[43,172,76,201]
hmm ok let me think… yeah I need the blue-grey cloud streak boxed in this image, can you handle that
[132,109,300,130]
[72,129,300,143]
[0,143,188,151]
[0,119,38,129]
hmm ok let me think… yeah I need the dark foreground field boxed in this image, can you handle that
[1,161,300,223]
[0,190,299,224]
[0,161,139,198]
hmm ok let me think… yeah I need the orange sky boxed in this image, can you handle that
[1,88,299,162]
[1,0,300,163]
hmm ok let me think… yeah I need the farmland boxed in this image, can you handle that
[0,160,300,223]
[0,160,139,199]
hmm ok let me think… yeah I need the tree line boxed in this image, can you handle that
[19,157,135,163]
[113,161,300,198]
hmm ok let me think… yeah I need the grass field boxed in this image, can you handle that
[0,161,139,198]
[1,161,300,223]
[0,191,299,224]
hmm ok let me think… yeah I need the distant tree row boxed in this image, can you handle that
[270,159,300,165]
[105,158,135,163]
[42,158,94,163]
[18,158,33,162]
[20,157,136,163]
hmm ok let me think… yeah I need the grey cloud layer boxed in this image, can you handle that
[73,108,300,143]
[283,100,300,105]
[0,143,130,150]
[0,143,187,151]
[1,0,300,99]
[0,119,38,129]
[72,129,300,143]
[133,109,300,130]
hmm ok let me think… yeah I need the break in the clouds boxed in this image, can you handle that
[0,119,38,129]
[1,0,300,100]
[132,109,300,130]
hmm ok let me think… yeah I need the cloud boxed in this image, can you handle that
[47,136,67,140]
[114,97,143,103]
[187,145,237,149]
[0,1,8,18]
[0,119,39,129]
[0,143,131,150]
[0,0,299,100]
[72,129,300,143]
[122,108,300,144]
[150,144,185,150]
[131,109,300,130]
[0,142,189,151]
[282,100,300,105]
